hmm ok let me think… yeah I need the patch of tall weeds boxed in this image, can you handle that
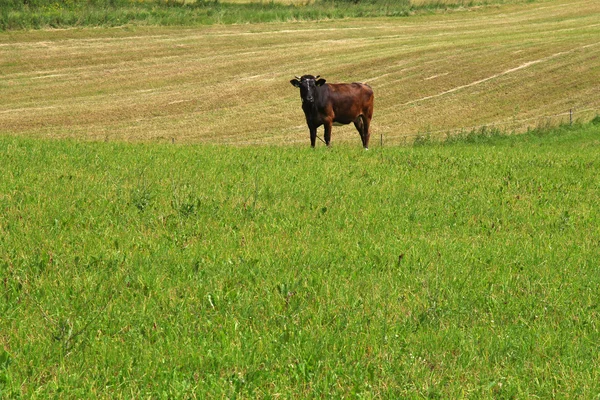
[0,0,511,30]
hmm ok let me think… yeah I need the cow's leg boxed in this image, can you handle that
[361,115,371,149]
[353,117,365,147]
[324,121,332,147]
[310,127,317,148]
[363,104,373,150]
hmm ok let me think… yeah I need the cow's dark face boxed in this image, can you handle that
[290,75,326,104]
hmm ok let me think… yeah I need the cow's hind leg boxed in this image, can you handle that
[361,114,371,149]
[353,117,366,148]
[354,115,370,149]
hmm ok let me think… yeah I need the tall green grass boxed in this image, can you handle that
[0,0,407,30]
[1,122,600,397]
[0,0,516,30]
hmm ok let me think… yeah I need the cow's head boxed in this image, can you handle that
[290,75,326,103]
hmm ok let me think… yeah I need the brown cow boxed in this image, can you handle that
[290,75,374,149]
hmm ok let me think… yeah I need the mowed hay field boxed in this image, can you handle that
[1,0,599,145]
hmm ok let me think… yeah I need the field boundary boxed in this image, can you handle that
[0,0,511,31]
[380,106,600,145]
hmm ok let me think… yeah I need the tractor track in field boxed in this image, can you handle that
[402,42,600,106]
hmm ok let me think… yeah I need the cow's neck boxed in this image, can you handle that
[303,100,318,113]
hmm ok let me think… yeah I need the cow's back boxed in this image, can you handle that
[326,82,373,122]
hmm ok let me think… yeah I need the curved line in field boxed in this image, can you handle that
[403,42,600,106]
[0,105,57,114]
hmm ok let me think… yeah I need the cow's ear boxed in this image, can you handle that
[316,78,326,86]
[290,79,301,88]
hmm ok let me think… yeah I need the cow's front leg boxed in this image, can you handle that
[324,121,332,147]
[310,127,317,148]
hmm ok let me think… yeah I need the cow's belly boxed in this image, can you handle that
[332,116,355,125]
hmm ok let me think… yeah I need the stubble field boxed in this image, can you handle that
[1,0,599,145]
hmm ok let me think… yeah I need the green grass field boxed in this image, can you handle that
[2,122,600,397]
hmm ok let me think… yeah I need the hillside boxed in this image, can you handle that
[1,0,598,145]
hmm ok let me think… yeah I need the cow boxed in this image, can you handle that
[290,75,374,149]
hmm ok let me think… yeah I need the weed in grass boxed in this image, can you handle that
[130,171,155,212]
[444,126,505,144]
[171,182,201,217]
